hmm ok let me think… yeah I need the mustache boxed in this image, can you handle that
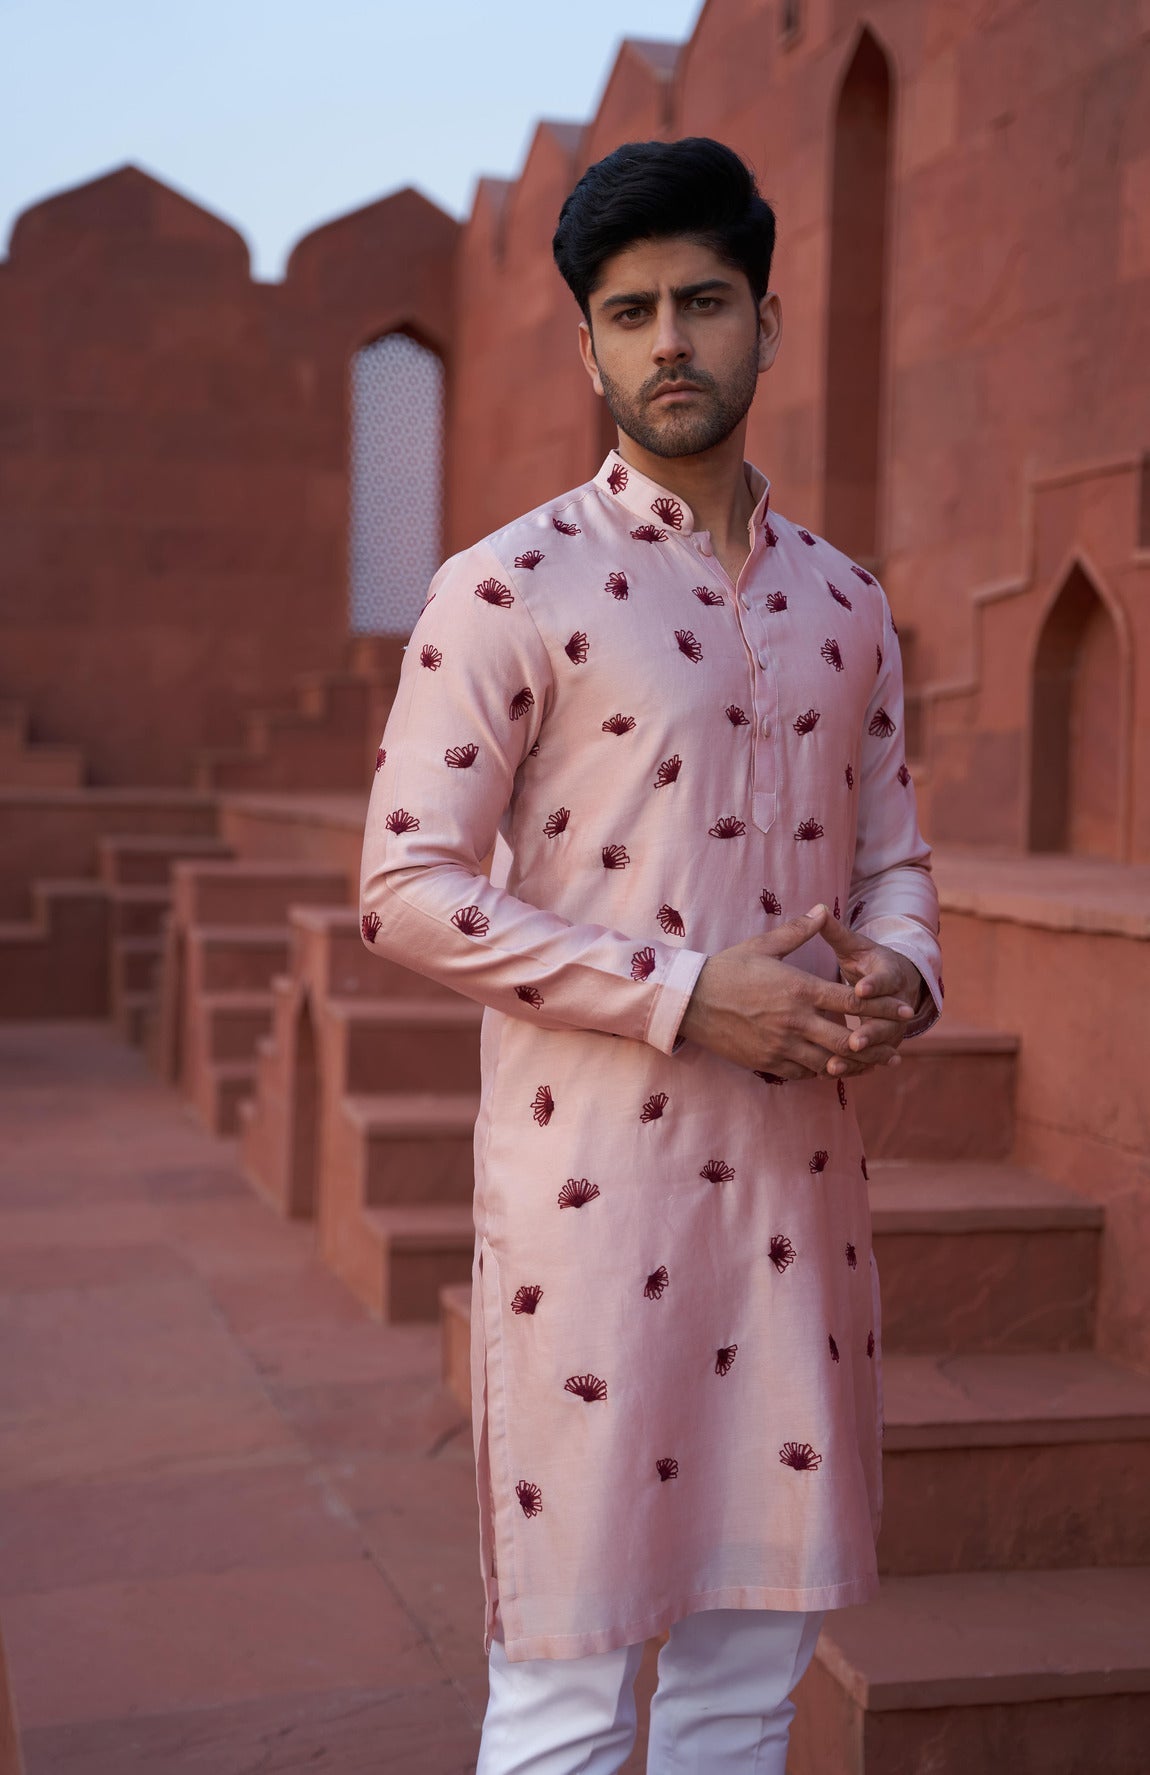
[645,372,714,397]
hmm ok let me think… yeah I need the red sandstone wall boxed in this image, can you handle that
[0,167,456,786]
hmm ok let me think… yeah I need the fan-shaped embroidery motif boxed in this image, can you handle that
[845,763,855,789]
[821,638,844,672]
[515,549,545,570]
[509,687,535,721]
[640,1092,668,1123]
[755,1070,787,1084]
[769,1234,796,1273]
[845,1242,858,1269]
[837,1077,847,1109]
[654,755,682,786]
[694,586,724,606]
[605,571,629,599]
[564,1373,607,1402]
[764,520,779,547]
[849,899,866,927]
[452,905,490,938]
[709,815,746,838]
[603,713,636,735]
[421,644,442,670]
[608,461,629,494]
[565,632,589,663]
[876,644,883,673]
[851,564,876,584]
[651,496,685,528]
[867,1330,875,1358]
[656,1457,679,1481]
[385,808,419,834]
[516,1480,542,1516]
[779,1441,822,1470]
[644,1266,669,1300]
[375,747,386,771]
[528,740,541,757]
[445,744,479,769]
[516,985,544,1008]
[552,517,581,535]
[631,947,656,980]
[726,705,750,726]
[603,844,629,870]
[543,807,570,837]
[828,582,853,610]
[828,1335,840,1362]
[475,578,514,606]
[793,708,821,736]
[765,590,788,612]
[798,528,816,546]
[869,707,896,738]
[361,911,381,944]
[558,1177,600,1209]
[657,904,685,935]
[531,1084,555,1126]
[701,1158,736,1183]
[809,1150,829,1174]
[833,896,841,920]
[631,524,668,543]
[794,818,824,841]
[760,889,782,916]
[715,1345,738,1376]
[897,762,912,785]
[675,629,703,662]
[512,1284,543,1315]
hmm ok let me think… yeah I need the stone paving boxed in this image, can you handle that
[0,1024,496,1773]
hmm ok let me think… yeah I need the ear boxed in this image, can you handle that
[756,291,782,375]
[578,320,604,396]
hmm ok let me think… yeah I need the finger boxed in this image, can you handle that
[845,1017,910,1053]
[761,905,828,958]
[809,979,916,1024]
[827,1039,903,1075]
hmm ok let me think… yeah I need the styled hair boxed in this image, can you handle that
[552,137,776,323]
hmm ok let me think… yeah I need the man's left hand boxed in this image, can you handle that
[815,907,925,1078]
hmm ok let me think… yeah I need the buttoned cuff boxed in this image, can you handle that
[853,914,943,1040]
[646,946,709,1057]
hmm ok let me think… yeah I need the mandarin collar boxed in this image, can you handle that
[592,448,772,540]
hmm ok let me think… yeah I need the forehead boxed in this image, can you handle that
[591,235,742,302]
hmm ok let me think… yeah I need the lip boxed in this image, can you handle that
[651,383,703,401]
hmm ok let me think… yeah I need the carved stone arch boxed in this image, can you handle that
[288,991,320,1220]
[1027,558,1127,857]
[823,23,895,569]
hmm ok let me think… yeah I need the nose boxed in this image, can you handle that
[650,299,693,368]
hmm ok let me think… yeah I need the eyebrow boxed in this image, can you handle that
[597,278,736,312]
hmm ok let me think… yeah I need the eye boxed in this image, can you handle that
[688,296,718,311]
[615,306,646,323]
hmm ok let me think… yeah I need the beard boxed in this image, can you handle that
[595,337,761,459]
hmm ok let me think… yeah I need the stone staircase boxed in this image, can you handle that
[0,701,86,789]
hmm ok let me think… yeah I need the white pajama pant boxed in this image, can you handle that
[476,1605,826,1774]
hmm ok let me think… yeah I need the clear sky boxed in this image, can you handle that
[0,0,703,282]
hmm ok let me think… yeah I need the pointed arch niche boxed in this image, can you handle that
[823,27,894,566]
[1028,562,1124,858]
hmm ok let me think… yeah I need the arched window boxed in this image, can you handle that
[348,331,444,635]
[823,29,893,568]
[1029,564,1122,858]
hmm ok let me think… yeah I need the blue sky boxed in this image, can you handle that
[0,0,703,281]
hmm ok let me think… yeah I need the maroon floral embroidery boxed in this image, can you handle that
[876,644,883,673]
[829,1335,840,1362]
[515,549,545,570]
[552,517,581,535]
[821,638,844,672]
[897,762,912,786]
[516,1479,542,1516]
[385,808,419,834]
[528,739,541,757]
[828,582,853,610]
[509,686,534,721]
[709,815,746,838]
[603,844,629,870]
[769,1234,796,1273]
[512,1284,543,1315]
[532,1084,555,1126]
[651,496,685,529]
[452,905,490,938]
[654,755,682,786]
[809,1150,829,1173]
[565,1372,607,1402]
[701,1158,735,1183]
[793,708,821,735]
[543,807,570,837]
[849,899,866,927]
[475,578,514,606]
[565,632,589,663]
[658,904,685,935]
[765,590,788,613]
[939,974,946,999]
[891,614,900,636]
[726,705,750,726]
[845,762,855,789]
[656,1457,679,1481]
[375,747,386,771]
[605,571,629,599]
[445,743,479,769]
[845,1242,858,1269]
[631,524,668,543]
[851,564,875,585]
[715,1345,738,1376]
[869,707,896,738]
[644,1266,669,1300]
[798,528,816,546]
[607,461,629,494]
[867,1330,875,1358]
[755,1070,787,1084]
[833,896,841,920]
[837,1077,847,1109]
[516,985,544,1009]
[641,1092,668,1122]
[603,713,636,735]
[794,818,825,841]
[421,643,442,670]
[779,1441,822,1470]
[694,586,724,606]
[861,1154,869,1180]
[558,1177,600,1209]
[760,889,782,916]
[361,911,381,944]
[675,629,703,662]
[764,520,779,547]
[631,946,656,980]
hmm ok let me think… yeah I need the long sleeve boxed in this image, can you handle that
[359,541,708,1055]
[844,586,943,1039]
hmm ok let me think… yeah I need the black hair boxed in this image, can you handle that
[552,137,776,323]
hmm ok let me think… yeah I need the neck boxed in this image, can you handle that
[613,423,757,546]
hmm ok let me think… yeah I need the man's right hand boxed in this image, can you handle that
[677,905,915,1079]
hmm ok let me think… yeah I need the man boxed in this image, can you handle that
[359,137,942,1774]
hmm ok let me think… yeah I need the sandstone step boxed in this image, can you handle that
[870,1160,1102,1354]
[291,904,459,1001]
[108,885,171,940]
[196,1058,258,1136]
[329,998,483,1094]
[351,1204,475,1322]
[0,879,110,1017]
[111,934,165,996]
[171,860,348,927]
[342,1091,481,1206]
[114,989,153,1047]
[440,1281,472,1411]
[96,833,232,888]
[879,1350,1150,1573]
[854,1020,1019,1161]
[792,1566,1150,1775]
[200,991,275,1062]
[188,924,292,992]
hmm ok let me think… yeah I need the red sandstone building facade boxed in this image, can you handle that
[2,3,1148,1765]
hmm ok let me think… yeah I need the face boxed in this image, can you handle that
[579,235,781,460]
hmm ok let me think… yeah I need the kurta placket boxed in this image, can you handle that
[359,449,943,1663]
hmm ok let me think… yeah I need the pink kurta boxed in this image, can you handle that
[359,449,943,1663]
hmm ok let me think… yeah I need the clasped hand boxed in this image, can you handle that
[678,901,925,1082]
